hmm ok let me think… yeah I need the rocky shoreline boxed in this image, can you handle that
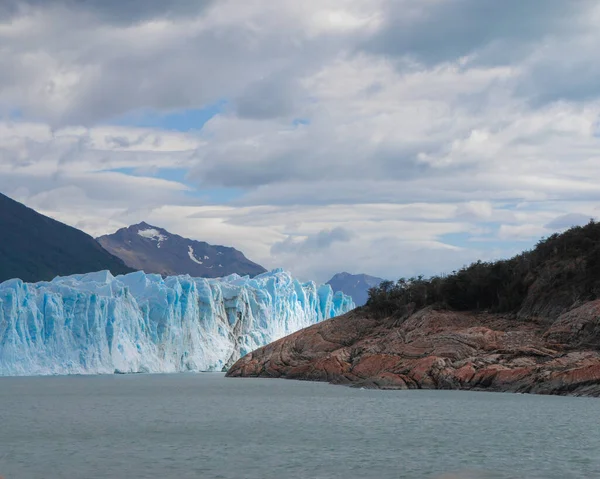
[227,301,600,396]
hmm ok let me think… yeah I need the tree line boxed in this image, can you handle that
[366,220,600,319]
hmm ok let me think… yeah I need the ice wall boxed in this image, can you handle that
[0,269,354,376]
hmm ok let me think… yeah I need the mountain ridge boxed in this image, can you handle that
[327,272,385,306]
[97,222,267,278]
[0,192,134,283]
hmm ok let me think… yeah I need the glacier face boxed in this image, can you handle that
[0,269,354,376]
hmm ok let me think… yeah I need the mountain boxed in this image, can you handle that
[0,192,134,283]
[0,269,354,375]
[327,272,385,306]
[97,222,267,278]
[228,221,600,397]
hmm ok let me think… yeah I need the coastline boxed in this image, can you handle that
[227,304,600,397]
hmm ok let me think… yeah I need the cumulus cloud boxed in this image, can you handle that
[363,0,589,65]
[0,0,215,24]
[1,1,600,282]
[271,227,354,255]
[234,74,300,120]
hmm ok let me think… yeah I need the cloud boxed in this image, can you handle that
[0,1,371,126]
[0,0,215,24]
[1,1,600,282]
[362,0,590,66]
[234,74,300,120]
[271,227,354,255]
[545,213,596,230]
[515,29,600,106]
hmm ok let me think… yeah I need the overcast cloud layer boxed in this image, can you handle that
[1,0,600,282]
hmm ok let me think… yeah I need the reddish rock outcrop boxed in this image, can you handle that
[226,301,600,396]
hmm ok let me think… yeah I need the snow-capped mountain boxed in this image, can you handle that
[0,192,133,283]
[97,222,267,278]
[327,272,386,306]
[0,269,354,376]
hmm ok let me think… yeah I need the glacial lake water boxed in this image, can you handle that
[1,374,600,479]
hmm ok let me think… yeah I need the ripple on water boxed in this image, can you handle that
[1,374,600,479]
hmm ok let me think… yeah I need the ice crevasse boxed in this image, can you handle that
[0,269,354,376]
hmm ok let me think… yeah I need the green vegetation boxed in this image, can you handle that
[366,220,600,319]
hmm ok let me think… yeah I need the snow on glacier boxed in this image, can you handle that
[0,269,354,376]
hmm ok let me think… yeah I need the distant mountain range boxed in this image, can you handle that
[326,272,385,306]
[97,222,267,278]
[0,192,134,283]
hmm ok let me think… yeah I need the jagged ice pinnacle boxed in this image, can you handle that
[0,269,354,376]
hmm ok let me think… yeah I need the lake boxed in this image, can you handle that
[1,373,599,479]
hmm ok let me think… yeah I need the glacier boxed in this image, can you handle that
[0,269,354,376]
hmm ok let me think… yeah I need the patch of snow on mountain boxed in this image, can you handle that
[188,245,203,265]
[137,228,167,248]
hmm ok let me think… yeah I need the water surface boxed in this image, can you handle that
[1,373,599,479]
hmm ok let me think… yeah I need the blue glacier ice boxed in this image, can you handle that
[0,269,354,376]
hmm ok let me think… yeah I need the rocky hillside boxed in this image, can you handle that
[227,221,600,396]
[0,192,133,283]
[227,304,600,396]
[97,222,266,278]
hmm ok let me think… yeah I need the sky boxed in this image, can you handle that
[1,0,600,283]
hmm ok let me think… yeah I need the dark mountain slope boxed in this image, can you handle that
[327,272,385,306]
[0,192,134,283]
[97,222,267,278]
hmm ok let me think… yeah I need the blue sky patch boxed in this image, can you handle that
[292,118,310,127]
[109,100,227,132]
